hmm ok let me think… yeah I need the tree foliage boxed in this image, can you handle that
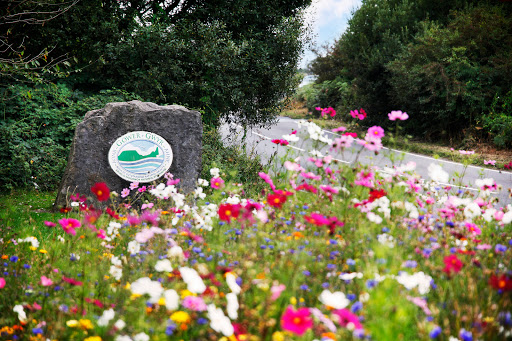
[2,0,311,128]
[308,0,512,143]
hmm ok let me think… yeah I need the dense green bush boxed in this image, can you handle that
[201,128,266,197]
[480,90,512,148]
[0,84,141,190]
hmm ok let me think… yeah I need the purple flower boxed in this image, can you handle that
[495,244,507,253]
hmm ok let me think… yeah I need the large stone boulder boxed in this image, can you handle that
[54,101,202,209]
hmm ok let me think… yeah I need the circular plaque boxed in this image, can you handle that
[108,131,173,182]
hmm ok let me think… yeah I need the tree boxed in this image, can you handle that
[3,0,312,128]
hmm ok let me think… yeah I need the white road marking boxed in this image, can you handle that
[319,126,510,175]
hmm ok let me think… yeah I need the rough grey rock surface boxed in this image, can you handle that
[54,101,202,209]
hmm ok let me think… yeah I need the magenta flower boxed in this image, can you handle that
[129,182,139,190]
[459,150,475,155]
[96,229,106,239]
[320,185,339,195]
[465,222,481,236]
[367,126,385,139]
[281,306,313,335]
[332,308,363,330]
[388,110,409,121]
[258,172,276,190]
[211,177,225,189]
[62,275,83,286]
[182,296,207,311]
[350,108,367,120]
[44,221,56,227]
[484,160,496,166]
[0,277,5,289]
[58,218,81,236]
[332,135,354,150]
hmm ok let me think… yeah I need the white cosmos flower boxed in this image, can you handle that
[207,304,234,336]
[168,246,184,260]
[155,259,173,272]
[338,272,363,281]
[464,202,481,220]
[179,267,206,294]
[226,293,239,319]
[210,168,220,177]
[163,289,179,311]
[318,290,350,309]
[428,163,449,184]
[131,277,164,303]
[127,240,140,255]
[13,305,27,322]
[97,308,115,326]
[282,133,299,142]
[114,319,126,330]
[109,265,122,280]
[133,333,149,341]
[396,271,432,295]
[226,273,241,294]
[198,178,208,186]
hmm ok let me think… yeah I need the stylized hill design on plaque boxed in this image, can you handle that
[118,146,159,162]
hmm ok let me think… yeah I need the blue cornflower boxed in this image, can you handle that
[347,293,356,301]
[403,260,417,268]
[10,256,18,263]
[351,301,363,313]
[366,279,377,288]
[165,323,177,336]
[300,284,309,290]
[495,244,507,253]
[321,282,329,288]
[429,326,442,338]
[32,328,43,335]
[303,270,311,276]
[197,318,208,325]
[23,264,31,269]
[346,259,356,266]
[459,328,472,341]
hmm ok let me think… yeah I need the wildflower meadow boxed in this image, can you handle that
[1,109,511,341]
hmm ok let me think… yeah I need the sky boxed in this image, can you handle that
[300,0,362,69]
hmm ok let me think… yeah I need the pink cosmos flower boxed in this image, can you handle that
[367,126,385,139]
[58,218,81,236]
[129,182,139,190]
[210,177,225,189]
[459,150,475,155]
[495,210,504,221]
[44,221,56,227]
[354,170,375,188]
[332,309,363,330]
[284,161,304,172]
[281,306,313,336]
[62,276,83,286]
[406,296,431,315]
[0,277,5,289]
[270,284,286,301]
[332,126,347,133]
[300,172,322,180]
[309,157,324,168]
[484,160,496,166]
[127,214,141,226]
[388,110,409,121]
[272,139,289,146]
[141,203,154,210]
[182,296,207,311]
[350,108,367,120]
[167,178,180,186]
[96,229,106,239]
[138,186,147,193]
[121,188,130,198]
[332,135,354,150]
[258,172,276,190]
[320,185,339,195]
[465,222,481,236]
[40,276,53,286]
[357,134,383,152]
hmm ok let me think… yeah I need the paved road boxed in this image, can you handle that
[220,117,512,206]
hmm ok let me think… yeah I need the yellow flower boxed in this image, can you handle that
[84,337,102,341]
[30,246,37,251]
[170,311,191,324]
[79,319,94,330]
[157,297,166,306]
[272,331,285,341]
[66,320,79,328]
[289,297,297,305]
[180,289,196,299]
[39,249,48,254]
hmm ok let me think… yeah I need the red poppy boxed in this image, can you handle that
[218,204,240,222]
[489,274,512,291]
[267,193,287,208]
[62,275,83,286]
[442,254,463,274]
[272,139,289,146]
[106,207,120,219]
[296,183,318,194]
[368,188,387,202]
[91,182,110,202]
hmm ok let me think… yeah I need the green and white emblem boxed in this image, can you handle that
[108,131,173,182]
